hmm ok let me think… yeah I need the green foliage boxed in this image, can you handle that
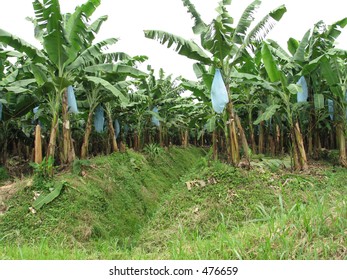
[0,166,9,183]
[143,143,164,159]
[72,159,92,176]
[33,181,67,210]
[30,157,55,186]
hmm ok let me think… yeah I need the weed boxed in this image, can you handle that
[143,143,164,159]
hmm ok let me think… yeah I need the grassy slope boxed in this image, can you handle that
[133,161,347,260]
[0,149,346,260]
[0,147,204,259]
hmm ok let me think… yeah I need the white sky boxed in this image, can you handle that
[0,0,346,80]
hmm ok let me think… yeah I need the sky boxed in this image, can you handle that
[0,0,346,81]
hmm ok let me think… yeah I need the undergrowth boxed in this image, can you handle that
[0,148,346,260]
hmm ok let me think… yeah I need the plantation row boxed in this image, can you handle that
[0,0,346,172]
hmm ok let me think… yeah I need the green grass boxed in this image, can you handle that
[0,148,346,260]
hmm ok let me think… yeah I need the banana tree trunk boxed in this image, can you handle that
[336,122,347,167]
[258,120,265,154]
[61,89,75,164]
[290,130,300,171]
[47,112,59,161]
[292,121,308,170]
[212,129,218,161]
[159,124,164,147]
[235,114,250,164]
[248,110,256,153]
[226,101,240,166]
[34,124,42,164]
[182,129,189,148]
[106,112,118,153]
[81,111,94,159]
[275,124,281,155]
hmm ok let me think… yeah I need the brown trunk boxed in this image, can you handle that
[258,120,265,154]
[182,129,189,148]
[275,125,281,155]
[235,114,250,165]
[212,129,218,161]
[337,122,347,167]
[134,131,139,151]
[81,111,94,159]
[248,116,256,154]
[47,113,59,160]
[34,125,42,164]
[159,125,163,147]
[61,89,75,164]
[290,130,300,171]
[292,121,308,171]
[107,115,118,153]
[226,101,240,165]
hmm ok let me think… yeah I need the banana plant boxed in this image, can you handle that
[282,18,347,158]
[144,0,286,165]
[261,41,309,170]
[0,0,123,164]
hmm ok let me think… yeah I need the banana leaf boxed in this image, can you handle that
[33,183,64,210]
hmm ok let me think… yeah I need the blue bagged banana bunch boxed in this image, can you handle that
[67,85,78,114]
[328,99,334,120]
[296,76,308,102]
[211,69,229,113]
[94,104,105,133]
[114,119,120,138]
[152,106,160,127]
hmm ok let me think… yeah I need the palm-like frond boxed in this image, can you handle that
[86,76,128,105]
[144,30,212,65]
[293,30,310,62]
[33,0,68,71]
[233,0,261,44]
[181,0,207,34]
[201,2,235,62]
[66,38,118,70]
[65,0,102,61]
[267,39,291,62]
[245,5,287,45]
[0,29,46,63]
[84,63,147,79]
[326,17,347,41]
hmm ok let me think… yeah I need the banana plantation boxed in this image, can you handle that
[0,0,346,171]
[0,0,347,261]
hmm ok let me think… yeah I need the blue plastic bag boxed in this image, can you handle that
[328,99,334,120]
[94,104,105,133]
[67,86,78,114]
[0,102,2,121]
[151,106,160,127]
[114,119,120,138]
[296,76,308,102]
[211,69,229,113]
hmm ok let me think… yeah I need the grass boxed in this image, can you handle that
[0,148,346,260]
